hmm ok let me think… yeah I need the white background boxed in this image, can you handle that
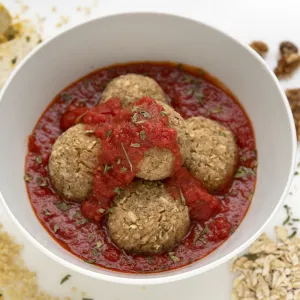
[1,0,300,299]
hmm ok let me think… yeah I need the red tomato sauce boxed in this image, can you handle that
[25,62,256,273]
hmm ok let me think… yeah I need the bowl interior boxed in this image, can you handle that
[0,13,296,284]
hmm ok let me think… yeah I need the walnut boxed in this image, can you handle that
[274,41,300,78]
[286,89,300,140]
[249,41,269,57]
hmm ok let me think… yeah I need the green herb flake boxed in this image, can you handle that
[140,110,151,118]
[140,130,146,141]
[82,298,93,300]
[36,176,47,187]
[195,91,204,104]
[219,131,226,137]
[248,192,254,201]
[11,57,17,65]
[230,225,237,234]
[283,215,291,225]
[295,171,299,176]
[179,189,186,205]
[76,218,88,226]
[73,211,82,219]
[54,224,60,233]
[60,274,71,285]
[234,166,256,178]
[24,173,32,182]
[85,259,96,264]
[43,209,51,216]
[60,93,71,102]
[106,129,112,138]
[298,162,300,168]
[292,218,300,222]
[91,248,98,257]
[116,158,121,165]
[98,208,105,214]
[103,164,113,174]
[96,241,103,248]
[161,111,167,116]
[243,253,259,261]
[121,166,127,173]
[168,252,180,263]
[131,143,141,148]
[56,202,71,212]
[35,156,43,164]
[114,187,122,194]
[193,224,209,245]
[289,230,297,239]
[131,113,138,123]
[183,74,193,83]
[26,36,31,42]
[211,105,223,114]
[121,142,133,172]
[107,208,114,214]
[131,106,139,112]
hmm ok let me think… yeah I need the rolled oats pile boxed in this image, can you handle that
[232,227,300,300]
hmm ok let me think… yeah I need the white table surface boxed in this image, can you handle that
[2,0,300,299]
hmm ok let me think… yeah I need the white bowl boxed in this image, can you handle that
[0,12,296,285]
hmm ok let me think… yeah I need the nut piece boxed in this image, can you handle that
[49,124,101,201]
[274,41,300,78]
[250,41,268,57]
[286,88,300,140]
[107,181,190,254]
[101,74,168,108]
[185,116,238,193]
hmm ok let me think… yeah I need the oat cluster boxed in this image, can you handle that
[232,227,300,300]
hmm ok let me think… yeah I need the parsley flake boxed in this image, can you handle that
[60,274,71,285]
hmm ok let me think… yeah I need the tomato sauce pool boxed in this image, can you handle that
[25,62,257,273]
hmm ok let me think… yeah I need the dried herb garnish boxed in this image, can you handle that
[114,187,122,194]
[183,74,193,83]
[210,105,223,114]
[98,208,105,214]
[43,209,51,216]
[219,131,226,137]
[193,224,209,245]
[91,248,98,257]
[26,36,31,42]
[103,164,113,174]
[24,173,32,182]
[36,176,47,187]
[56,202,71,212]
[85,259,96,264]
[283,215,291,225]
[130,143,140,148]
[76,218,88,226]
[140,130,146,141]
[116,158,121,164]
[283,205,292,226]
[289,230,297,239]
[295,171,299,176]
[195,91,204,105]
[60,93,71,102]
[168,252,180,263]
[230,225,237,234]
[35,156,42,164]
[179,189,186,205]
[292,218,300,222]
[106,129,112,137]
[248,192,253,201]
[188,258,194,263]
[131,106,139,112]
[243,253,259,261]
[146,256,154,264]
[140,110,151,118]
[121,166,127,173]
[131,113,138,123]
[121,142,133,171]
[11,57,17,65]
[96,241,103,248]
[54,224,59,233]
[234,166,256,178]
[60,274,71,285]
[161,111,167,116]
[107,208,114,214]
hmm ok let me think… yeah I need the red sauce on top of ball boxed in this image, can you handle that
[25,62,256,273]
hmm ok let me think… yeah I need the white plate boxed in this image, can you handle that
[1,0,300,298]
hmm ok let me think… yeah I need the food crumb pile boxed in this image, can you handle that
[0,224,57,300]
[231,227,300,300]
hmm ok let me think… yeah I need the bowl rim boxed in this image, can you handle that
[0,11,297,285]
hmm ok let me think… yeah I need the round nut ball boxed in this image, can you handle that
[48,124,101,201]
[136,101,190,180]
[101,74,168,108]
[185,116,238,193]
[107,181,190,254]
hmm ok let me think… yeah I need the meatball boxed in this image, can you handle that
[185,116,238,193]
[107,181,190,254]
[136,101,190,180]
[48,124,101,201]
[101,74,168,108]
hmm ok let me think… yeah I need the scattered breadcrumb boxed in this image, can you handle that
[274,41,300,78]
[232,226,300,300]
[286,88,300,140]
[56,15,70,28]
[250,41,269,57]
[0,224,58,299]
